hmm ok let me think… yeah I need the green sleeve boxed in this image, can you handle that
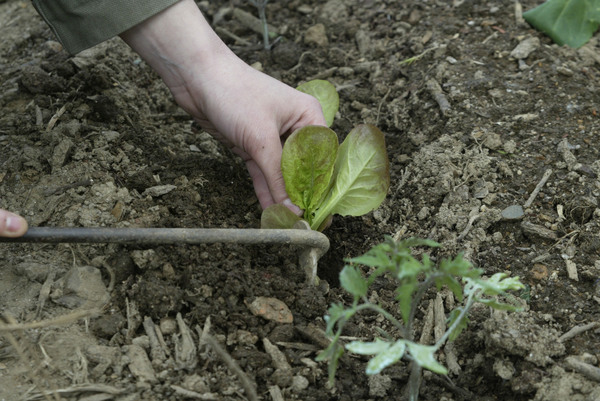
[31,0,181,55]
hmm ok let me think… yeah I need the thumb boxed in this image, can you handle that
[0,210,28,238]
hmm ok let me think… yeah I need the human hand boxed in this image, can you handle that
[0,209,28,237]
[120,0,327,211]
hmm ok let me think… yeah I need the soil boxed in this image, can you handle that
[1,0,600,400]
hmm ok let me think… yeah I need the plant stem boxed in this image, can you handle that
[249,0,270,49]
[433,289,478,352]
[405,274,440,340]
[407,361,423,401]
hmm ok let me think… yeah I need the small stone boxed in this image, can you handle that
[304,23,328,47]
[565,260,578,281]
[159,317,177,335]
[355,29,370,55]
[291,375,309,392]
[510,36,540,59]
[501,205,524,220]
[43,40,63,53]
[368,374,392,397]
[530,264,548,281]
[102,130,120,142]
[51,138,74,172]
[513,113,539,122]
[246,297,293,323]
[503,140,517,154]
[270,368,293,387]
[91,313,126,339]
[493,359,515,380]
[483,132,502,150]
[126,344,157,383]
[53,265,109,308]
[16,262,49,283]
[472,179,489,199]
[297,4,313,14]
[143,184,176,197]
[556,66,574,76]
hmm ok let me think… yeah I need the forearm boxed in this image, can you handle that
[119,0,233,93]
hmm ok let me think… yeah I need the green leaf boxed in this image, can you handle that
[323,303,354,334]
[406,343,448,375]
[523,0,600,48]
[435,275,464,302]
[438,254,479,278]
[346,338,391,355]
[364,340,407,375]
[297,80,339,127]
[281,126,339,218]
[447,308,469,341]
[311,124,390,230]
[396,282,416,324]
[469,273,525,297]
[316,340,344,385]
[339,265,368,298]
[260,204,302,229]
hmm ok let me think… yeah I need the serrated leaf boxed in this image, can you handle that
[347,251,391,269]
[473,273,525,296]
[438,254,478,277]
[396,282,415,324]
[435,275,464,302]
[346,338,391,355]
[316,340,344,385]
[324,303,352,334]
[406,343,448,375]
[365,340,407,375]
[340,265,368,298]
[297,80,339,127]
[523,0,600,48]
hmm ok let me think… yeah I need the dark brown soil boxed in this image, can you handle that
[1,0,600,400]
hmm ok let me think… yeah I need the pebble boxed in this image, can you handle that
[297,4,313,14]
[51,138,74,171]
[565,260,578,281]
[142,184,176,197]
[304,23,328,47]
[501,205,524,220]
[53,265,109,308]
[246,297,293,323]
[159,317,177,335]
[503,140,517,154]
[510,36,540,59]
[291,375,309,392]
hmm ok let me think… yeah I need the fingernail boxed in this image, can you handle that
[5,215,23,232]
[283,199,303,216]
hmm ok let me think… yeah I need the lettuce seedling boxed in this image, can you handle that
[261,80,390,231]
[317,237,525,401]
[524,0,600,48]
[296,80,339,127]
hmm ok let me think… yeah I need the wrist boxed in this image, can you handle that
[120,0,233,90]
